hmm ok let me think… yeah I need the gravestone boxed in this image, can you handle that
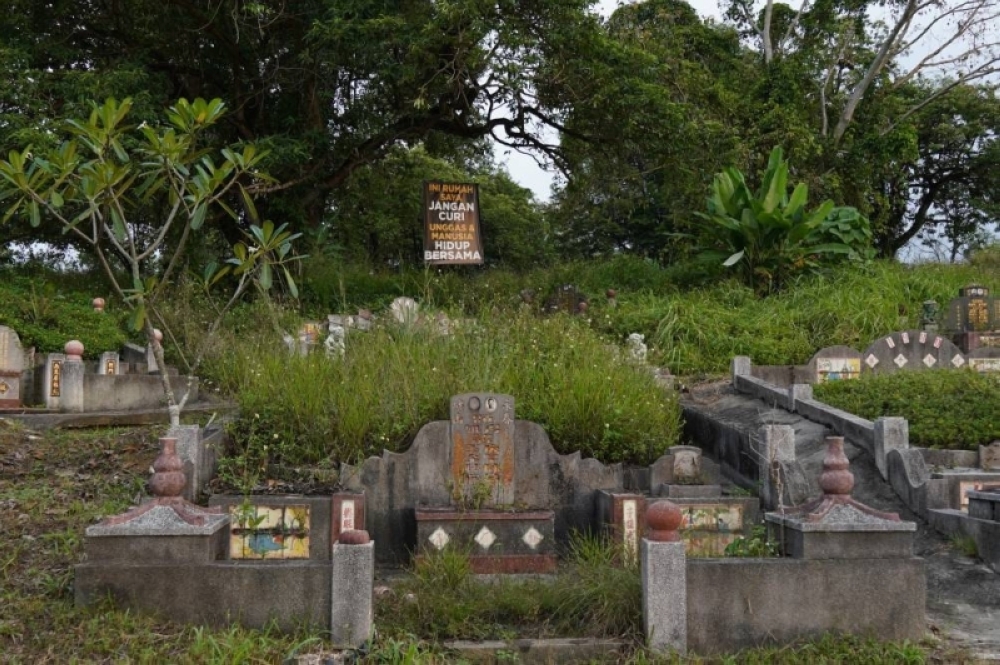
[450,393,516,506]
[807,346,862,383]
[861,330,965,375]
[340,393,624,566]
[542,284,588,315]
[627,333,648,363]
[0,326,25,407]
[980,442,1000,472]
[944,285,1000,352]
[390,297,420,326]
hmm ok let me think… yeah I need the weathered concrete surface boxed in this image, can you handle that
[686,558,926,655]
[680,382,832,505]
[75,561,332,631]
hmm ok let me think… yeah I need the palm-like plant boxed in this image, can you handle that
[697,147,872,294]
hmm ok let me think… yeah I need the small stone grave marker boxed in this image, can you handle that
[980,442,1000,472]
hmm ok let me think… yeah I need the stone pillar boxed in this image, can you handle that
[331,530,374,648]
[874,417,908,481]
[757,425,796,510]
[62,340,85,413]
[98,351,120,376]
[642,501,686,655]
[731,355,751,382]
[789,383,812,410]
[42,353,66,409]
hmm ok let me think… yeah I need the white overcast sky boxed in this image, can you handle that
[499,0,723,201]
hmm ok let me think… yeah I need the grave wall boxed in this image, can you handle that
[686,557,926,654]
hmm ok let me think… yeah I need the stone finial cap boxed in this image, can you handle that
[646,500,683,542]
[819,436,854,496]
[92,297,105,312]
[149,437,186,498]
[338,529,371,545]
[64,339,84,361]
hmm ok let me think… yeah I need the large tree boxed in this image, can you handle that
[1,0,601,243]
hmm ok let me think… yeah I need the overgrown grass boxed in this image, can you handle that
[0,422,311,663]
[814,369,1000,450]
[219,311,681,469]
[376,533,642,642]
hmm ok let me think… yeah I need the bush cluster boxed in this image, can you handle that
[0,272,129,356]
[814,369,1000,450]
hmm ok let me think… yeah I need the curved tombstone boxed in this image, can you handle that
[861,330,965,375]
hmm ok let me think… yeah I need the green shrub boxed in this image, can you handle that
[221,311,681,467]
[0,272,129,356]
[814,369,1000,451]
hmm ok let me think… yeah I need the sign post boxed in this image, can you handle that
[423,181,484,265]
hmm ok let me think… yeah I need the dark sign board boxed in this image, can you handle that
[423,181,483,265]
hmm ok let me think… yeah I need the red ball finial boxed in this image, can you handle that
[646,501,683,542]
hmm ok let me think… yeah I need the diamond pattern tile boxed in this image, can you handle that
[923,354,936,367]
[894,354,907,368]
[866,354,879,368]
[474,527,496,550]
[522,527,544,550]
[428,527,450,550]
[952,355,965,367]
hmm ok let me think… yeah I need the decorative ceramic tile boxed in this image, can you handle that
[952,355,965,367]
[474,526,496,550]
[901,332,910,344]
[894,354,908,368]
[866,354,879,368]
[522,527,543,549]
[923,354,937,367]
[934,337,942,349]
[919,332,927,344]
[429,527,450,550]
[886,337,896,349]
[678,503,744,531]
[229,504,310,559]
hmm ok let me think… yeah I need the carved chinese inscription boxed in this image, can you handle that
[450,393,515,506]
[50,361,62,397]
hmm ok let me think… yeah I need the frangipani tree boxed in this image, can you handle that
[0,97,301,426]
